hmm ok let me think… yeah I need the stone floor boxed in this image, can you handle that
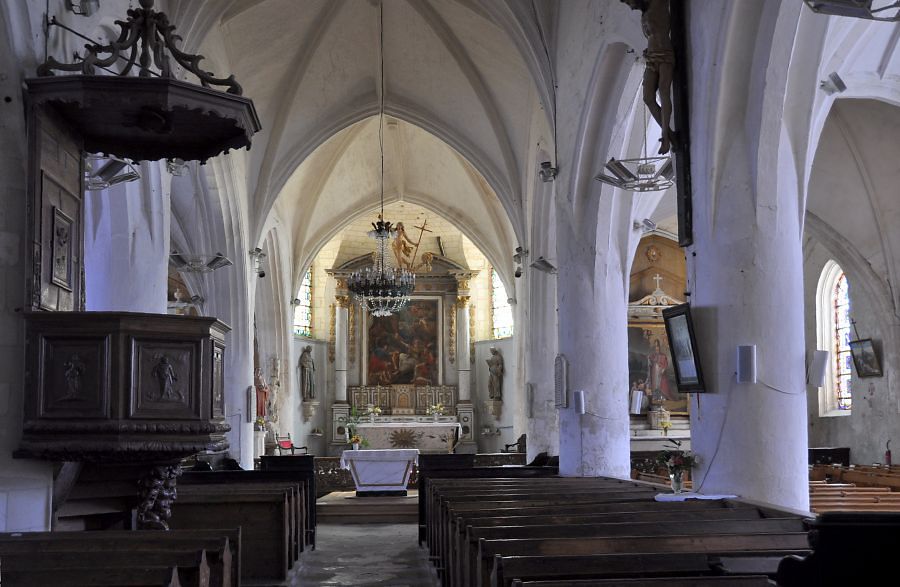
[290,523,440,586]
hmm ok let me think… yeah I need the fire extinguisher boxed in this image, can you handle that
[885,440,892,468]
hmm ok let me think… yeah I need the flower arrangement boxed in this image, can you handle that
[657,439,697,474]
[254,416,266,430]
[660,420,672,436]
[349,434,362,445]
[426,403,445,416]
[367,406,382,416]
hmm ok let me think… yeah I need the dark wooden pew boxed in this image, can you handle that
[438,492,753,585]
[462,518,804,587]
[258,454,317,548]
[510,574,775,586]
[0,528,240,587]
[417,454,558,543]
[477,534,810,587]
[168,485,291,584]
[0,549,209,587]
[493,552,789,587]
[0,565,187,587]
[180,475,305,560]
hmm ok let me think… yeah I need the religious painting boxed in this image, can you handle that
[849,338,882,378]
[662,303,706,392]
[366,297,441,386]
[627,323,687,414]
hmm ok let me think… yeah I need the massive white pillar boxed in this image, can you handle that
[84,162,170,313]
[687,159,809,510]
[555,217,631,478]
[525,270,560,460]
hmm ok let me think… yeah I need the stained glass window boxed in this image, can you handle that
[491,269,514,338]
[294,269,313,337]
[832,272,852,410]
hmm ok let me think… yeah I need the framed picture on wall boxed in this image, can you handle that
[662,303,706,392]
[849,338,882,378]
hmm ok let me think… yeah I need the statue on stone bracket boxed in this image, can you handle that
[298,345,316,401]
[486,347,504,401]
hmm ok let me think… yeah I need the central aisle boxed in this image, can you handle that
[292,522,439,586]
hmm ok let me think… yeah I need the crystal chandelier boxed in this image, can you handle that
[347,3,415,317]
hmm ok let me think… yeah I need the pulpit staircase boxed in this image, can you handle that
[317,490,418,524]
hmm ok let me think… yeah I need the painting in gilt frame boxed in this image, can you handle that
[628,323,687,414]
[366,298,441,386]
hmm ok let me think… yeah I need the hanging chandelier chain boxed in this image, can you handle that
[379,0,385,221]
[346,0,415,317]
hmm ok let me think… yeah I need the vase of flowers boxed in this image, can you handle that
[350,434,361,450]
[657,440,696,494]
[426,403,444,422]
[367,405,382,423]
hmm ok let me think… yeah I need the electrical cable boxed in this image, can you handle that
[691,375,736,494]
[531,0,558,168]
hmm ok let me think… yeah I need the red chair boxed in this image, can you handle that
[275,434,308,455]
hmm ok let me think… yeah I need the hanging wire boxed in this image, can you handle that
[531,0,558,168]
[379,0,385,220]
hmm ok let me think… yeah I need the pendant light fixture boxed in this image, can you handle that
[595,103,674,193]
[347,2,415,317]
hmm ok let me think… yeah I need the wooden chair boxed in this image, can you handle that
[275,434,308,455]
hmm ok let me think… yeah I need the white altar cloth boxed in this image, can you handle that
[340,449,419,492]
[356,422,463,452]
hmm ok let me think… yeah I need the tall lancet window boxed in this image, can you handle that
[816,260,852,415]
[832,272,852,411]
[294,269,313,337]
[491,269,514,339]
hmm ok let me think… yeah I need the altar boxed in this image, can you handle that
[340,448,419,496]
[356,421,462,453]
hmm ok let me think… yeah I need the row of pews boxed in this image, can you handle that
[0,455,315,586]
[809,464,900,512]
[422,473,814,587]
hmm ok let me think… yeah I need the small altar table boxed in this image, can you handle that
[340,448,419,496]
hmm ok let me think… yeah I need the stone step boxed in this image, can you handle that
[317,491,419,525]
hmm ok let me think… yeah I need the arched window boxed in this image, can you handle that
[293,269,313,337]
[491,268,514,339]
[816,261,852,415]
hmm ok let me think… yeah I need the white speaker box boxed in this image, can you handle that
[808,350,829,387]
[573,390,586,415]
[736,345,757,384]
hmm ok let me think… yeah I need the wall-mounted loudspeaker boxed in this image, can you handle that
[736,345,757,384]
[807,350,829,387]
[573,390,586,415]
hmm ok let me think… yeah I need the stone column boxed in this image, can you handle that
[687,164,808,511]
[84,161,170,313]
[555,215,631,479]
[456,297,472,402]
[334,292,350,403]
[454,278,476,449]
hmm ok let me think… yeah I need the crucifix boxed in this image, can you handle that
[408,218,433,270]
[653,273,664,291]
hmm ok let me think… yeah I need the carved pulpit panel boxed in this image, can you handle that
[212,345,225,418]
[39,336,109,419]
[28,105,85,312]
[132,342,199,419]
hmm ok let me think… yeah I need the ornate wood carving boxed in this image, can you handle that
[447,302,456,365]
[137,464,182,530]
[27,105,84,312]
[18,313,230,463]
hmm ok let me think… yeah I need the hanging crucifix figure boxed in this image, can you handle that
[622,0,677,154]
[392,218,435,272]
